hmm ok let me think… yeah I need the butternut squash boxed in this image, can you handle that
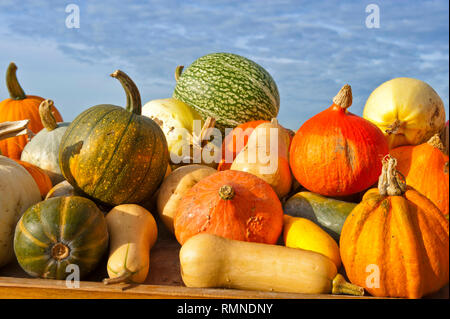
[103,204,158,284]
[179,233,364,295]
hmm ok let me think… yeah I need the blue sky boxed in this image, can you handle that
[0,0,448,130]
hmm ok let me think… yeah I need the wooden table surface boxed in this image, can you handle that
[0,216,448,299]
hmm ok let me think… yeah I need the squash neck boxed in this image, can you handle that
[6,62,26,100]
[219,185,235,200]
[39,100,58,131]
[378,155,406,196]
[110,70,142,115]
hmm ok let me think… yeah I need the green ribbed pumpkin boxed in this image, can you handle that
[58,70,169,206]
[13,196,108,280]
[173,53,280,132]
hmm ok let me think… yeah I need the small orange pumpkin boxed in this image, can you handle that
[340,155,449,299]
[390,134,449,216]
[0,63,63,159]
[174,170,283,245]
[14,159,53,198]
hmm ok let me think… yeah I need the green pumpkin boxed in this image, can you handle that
[283,192,357,241]
[59,70,169,206]
[13,196,108,280]
[173,53,280,132]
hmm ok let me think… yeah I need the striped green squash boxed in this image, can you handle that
[13,196,108,280]
[173,53,280,132]
[58,70,169,206]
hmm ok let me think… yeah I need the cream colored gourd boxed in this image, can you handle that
[231,118,292,198]
[180,233,364,295]
[157,164,217,233]
[0,121,42,267]
[104,204,158,284]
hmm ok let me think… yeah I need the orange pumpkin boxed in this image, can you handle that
[390,134,449,216]
[174,170,283,245]
[340,155,449,299]
[0,63,63,159]
[290,84,389,197]
[217,120,268,171]
[14,159,53,198]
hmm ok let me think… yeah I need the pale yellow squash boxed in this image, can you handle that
[104,204,158,284]
[363,77,445,149]
[180,233,364,295]
[283,215,341,268]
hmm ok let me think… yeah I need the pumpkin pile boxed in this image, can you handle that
[0,55,448,299]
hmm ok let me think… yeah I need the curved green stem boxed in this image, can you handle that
[39,99,58,131]
[6,62,26,100]
[103,269,133,285]
[174,65,184,82]
[331,274,365,296]
[110,70,142,115]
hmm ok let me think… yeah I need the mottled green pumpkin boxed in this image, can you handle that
[58,70,169,206]
[13,196,108,280]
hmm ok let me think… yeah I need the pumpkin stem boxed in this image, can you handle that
[378,155,406,196]
[103,269,132,285]
[174,65,184,82]
[331,274,365,296]
[6,62,26,100]
[39,99,58,131]
[110,70,142,115]
[219,185,235,200]
[192,117,216,150]
[427,134,446,153]
[0,120,30,142]
[51,243,70,260]
[332,84,352,110]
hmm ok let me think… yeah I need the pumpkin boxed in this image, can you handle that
[389,134,449,216]
[180,233,363,295]
[340,155,449,298]
[59,70,169,206]
[157,164,217,233]
[218,120,268,171]
[21,100,70,185]
[174,170,283,245]
[14,159,52,198]
[284,191,357,241]
[231,118,292,198]
[290,84,389,197]
[14,196,109,279]
[363,77,445,149]
[104,204,158,284]
[0,155,41,267]
[0,63,63,159]
[173,53,280,132]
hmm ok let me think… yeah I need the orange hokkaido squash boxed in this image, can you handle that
[14,159,53,198]
[340,155,449,299]
[390,134,449,216]
[290,84,389,197]
[0,63,63,159]
[173,170,283,245]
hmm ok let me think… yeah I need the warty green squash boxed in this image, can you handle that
[13,196,109,280]
[173,53,280,132]
[58,70,169,206]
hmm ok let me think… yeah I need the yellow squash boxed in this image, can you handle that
[363,77,445,149]
[104,204,158,284]
[283,215,341,268]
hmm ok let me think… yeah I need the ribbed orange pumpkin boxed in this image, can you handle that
[390,134,449,216]
[289,84,389,197]
[340,155,449,299]
[173,170,283,245]
[0,63,63,159]
[217,120,268,171]
[14,159,53,198]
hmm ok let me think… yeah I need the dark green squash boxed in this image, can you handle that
[58,70,169,206]
[283,192,357,241]
[13,196,108,280]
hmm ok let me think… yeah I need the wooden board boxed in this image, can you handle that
[0,216,448,299]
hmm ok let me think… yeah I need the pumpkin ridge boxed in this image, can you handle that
[63,209,101,244]
[17,219,48,249]
[34,205,57,243]
[59,196,70,242]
